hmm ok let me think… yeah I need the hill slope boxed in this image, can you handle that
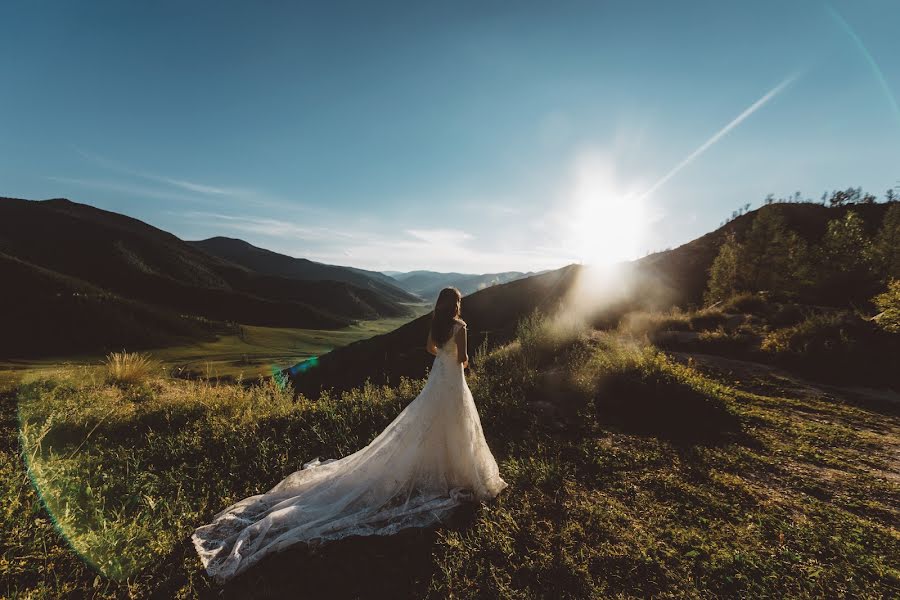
[189,237,417,304]
[287,264,581,395]
[389,270,533,299]
[633,201,892,307]
[0,251,219,356]
[6,316,898,598]
[286,201,896,396]
[0,198,415,357]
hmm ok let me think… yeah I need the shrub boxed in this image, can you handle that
[104,351,158,387]
[618,311,692,337]
[719,293,769,316]
[760,312,897,386]
[573,343,740,444]
[761,313,858,356]
[872,279,900,334]
[688,309,727,331]
[516,310,587,368]
[768,303,807,328]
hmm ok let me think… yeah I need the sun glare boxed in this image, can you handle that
[567,153,644,266]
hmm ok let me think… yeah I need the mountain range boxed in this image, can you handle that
[384,270,539,300]
[0,198,417,357]
[2,196,891,366]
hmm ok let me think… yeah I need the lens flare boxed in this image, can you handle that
[274,356,319,390]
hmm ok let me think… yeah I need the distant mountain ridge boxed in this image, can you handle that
[4,196,892,363]
[0,197,417,357]
[387,269,538,299]
[189,237,417,304]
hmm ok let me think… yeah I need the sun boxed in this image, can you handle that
[567,154,644,266]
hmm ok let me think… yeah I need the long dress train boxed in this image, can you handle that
[192,322,507,581]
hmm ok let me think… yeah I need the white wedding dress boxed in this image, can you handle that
[192,322,507,582]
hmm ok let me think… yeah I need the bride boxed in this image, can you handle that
[192,287,507,582]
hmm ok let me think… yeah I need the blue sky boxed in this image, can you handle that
[1,1,898,272]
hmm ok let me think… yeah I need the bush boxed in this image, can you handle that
[688,309,727,331]
[516,310,587,368]
[618,311,691,337]
[573,343,741,444]
[719,293,769,316]
[761,313,858,355]
[768,303,807,328]
[104,351,158,387]
[760,312,898,386]
[872,279,900,333]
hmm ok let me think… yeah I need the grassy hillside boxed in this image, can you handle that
[0,315,427,387]
[633,202,893,307]
[141,316,429,381]
[0,197,418,356]
[3,316,897,598]
[619,294,900,389]
[285,201,898,398]
[286,264,580,396]
[0,251,223,358]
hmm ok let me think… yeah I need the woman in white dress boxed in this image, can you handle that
[192,287,507,582]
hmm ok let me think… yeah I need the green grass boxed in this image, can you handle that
[2,315,898,598]
[624,296,899,389]
[0,314,425,386]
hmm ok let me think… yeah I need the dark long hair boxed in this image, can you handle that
[430,287,462,346]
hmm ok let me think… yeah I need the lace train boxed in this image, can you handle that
[192,329,506,582]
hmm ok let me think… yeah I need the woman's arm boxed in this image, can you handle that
[426,331,438,356]
[455,322,469,367]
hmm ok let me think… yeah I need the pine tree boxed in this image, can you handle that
[872,202,900,281]
[705,232,742,304]
[815,211,877,303]
[739,206,811,296]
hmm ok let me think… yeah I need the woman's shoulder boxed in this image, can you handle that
[453,318,467,330]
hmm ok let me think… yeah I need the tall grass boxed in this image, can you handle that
[104,351,158,386]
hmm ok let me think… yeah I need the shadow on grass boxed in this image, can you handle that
[150,503,480,600]
[593,375,744,446]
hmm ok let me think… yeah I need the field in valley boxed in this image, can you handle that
[0,308,429,388]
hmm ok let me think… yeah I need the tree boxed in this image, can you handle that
[886,188,896,203]
[873,202,900,281]
[705,232,742,304]
[740,206,811,296]
[828,186,863,207]
[814,211,877,303]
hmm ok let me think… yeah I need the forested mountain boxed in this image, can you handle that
[633,201,895,307]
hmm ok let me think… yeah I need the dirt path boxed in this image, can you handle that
[670,351,900,488]
[669,351,900,413]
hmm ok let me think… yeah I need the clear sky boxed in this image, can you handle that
[2,1,898,273]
